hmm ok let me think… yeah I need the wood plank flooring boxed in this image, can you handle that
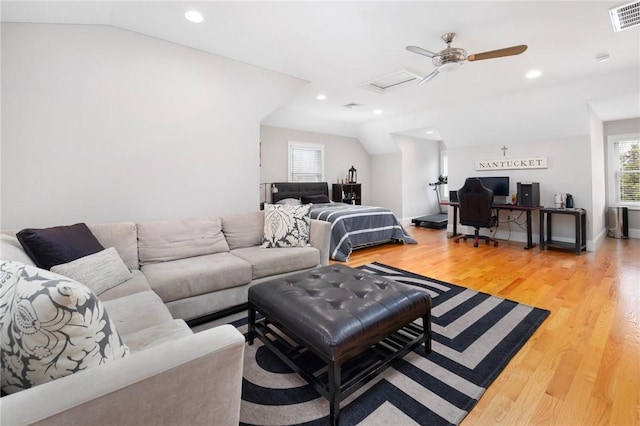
[337,226,640,425]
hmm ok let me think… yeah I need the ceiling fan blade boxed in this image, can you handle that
[417,69,439,85]
[468,45,528,62]
[406,45,437,58]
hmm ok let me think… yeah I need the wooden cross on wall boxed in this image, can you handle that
[501,145,508,157]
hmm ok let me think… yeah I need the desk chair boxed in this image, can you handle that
[455,178,499,247]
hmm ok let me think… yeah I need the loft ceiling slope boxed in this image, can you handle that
[3,1,639,138]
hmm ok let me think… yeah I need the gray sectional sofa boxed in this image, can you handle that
[0,211,331,425]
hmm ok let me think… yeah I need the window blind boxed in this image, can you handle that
[288,143,324,182]
[615,139,640,203]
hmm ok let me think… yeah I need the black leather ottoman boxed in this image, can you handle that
[247,264,431,426]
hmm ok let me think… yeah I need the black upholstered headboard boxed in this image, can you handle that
[271,182,329,203]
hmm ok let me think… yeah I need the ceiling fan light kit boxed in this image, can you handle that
[407,32,528,84]
[437,61,463,73]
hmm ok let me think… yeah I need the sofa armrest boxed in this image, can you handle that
[309,219,331,265]
[1,325,245,426]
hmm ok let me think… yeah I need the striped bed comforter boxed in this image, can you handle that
[310,203,417,261]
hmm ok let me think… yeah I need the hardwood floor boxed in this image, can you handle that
[337,227,640,425]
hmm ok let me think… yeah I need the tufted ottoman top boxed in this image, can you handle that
[248,264,431,362]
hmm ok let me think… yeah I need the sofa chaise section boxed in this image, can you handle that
[0,324,244,426]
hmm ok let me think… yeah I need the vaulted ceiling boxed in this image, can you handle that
[3,1,639,152]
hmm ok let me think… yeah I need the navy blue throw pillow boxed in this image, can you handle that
[301,194,331,204]
[16,223,105,270]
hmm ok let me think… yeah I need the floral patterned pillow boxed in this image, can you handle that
[261,203,312,248]
[0,261,129,394]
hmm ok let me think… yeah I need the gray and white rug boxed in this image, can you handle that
[212,263,550,426]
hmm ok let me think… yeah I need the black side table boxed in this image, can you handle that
[539,208,586,255]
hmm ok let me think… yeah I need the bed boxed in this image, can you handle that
[270,182,417,261]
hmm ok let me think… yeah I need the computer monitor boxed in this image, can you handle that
[472,176,510,199]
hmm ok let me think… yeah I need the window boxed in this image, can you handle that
[288,142,324,182]
[608,134,640,206]
[440,150,449,199]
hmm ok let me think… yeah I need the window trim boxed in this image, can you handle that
[607,133,640,207]
[440,150,449,200]
[287,141,325,183]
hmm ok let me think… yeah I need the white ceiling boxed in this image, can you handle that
[3,1,639,144]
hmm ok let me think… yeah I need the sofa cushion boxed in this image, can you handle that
[261,204,311,248]
[101,290,174,335]
[141,252,252,303]
[16,223,105,270]
[99,269,152,302]
[221,211,264,250]
[88,222,139,270]
[137,217,229,266]
[0,261,129,394]
[51,247,133,295]
[0,234,35,265]
[231,246,320,279]
[120,320,192,352]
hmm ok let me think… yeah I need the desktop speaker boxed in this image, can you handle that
[517,182,540,207]
[449,190,458,203]
[608,207,629,239]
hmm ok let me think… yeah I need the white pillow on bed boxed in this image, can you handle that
[275,198,301,206]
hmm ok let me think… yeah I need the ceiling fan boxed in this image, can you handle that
[406,33,528,85]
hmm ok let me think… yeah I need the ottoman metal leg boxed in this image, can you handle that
[328,360,341,426]
[247,305,256,345]
[423,314,432,354]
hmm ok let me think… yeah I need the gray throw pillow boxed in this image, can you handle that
[261,203,311,248]
[0,261,129,394]
[51,247,132,295]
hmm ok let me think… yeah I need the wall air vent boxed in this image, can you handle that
[610,1,640,32]
[343,103,363,109]
[361,69,423,94]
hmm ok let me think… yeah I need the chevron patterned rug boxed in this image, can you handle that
[233,262,549,426]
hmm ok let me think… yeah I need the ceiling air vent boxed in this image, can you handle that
[610,1,640,32]
[361,69,423,94]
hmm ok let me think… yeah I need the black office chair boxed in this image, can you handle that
[454,178,499,247]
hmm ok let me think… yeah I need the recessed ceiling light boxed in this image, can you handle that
[185,11,204,23]
[525,69,542,79]
[316,94,327,100]
[595,53,610,63]
[374,109,383,115]
[425,130,434,134]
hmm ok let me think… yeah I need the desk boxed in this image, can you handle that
[539,208,586,255]
[441,202,542,250]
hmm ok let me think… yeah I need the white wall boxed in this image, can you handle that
[1,23,305,229]
[259,125,370,203]
[447,135,594,247]
[370,153,402,216]
[394,135,441,220]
